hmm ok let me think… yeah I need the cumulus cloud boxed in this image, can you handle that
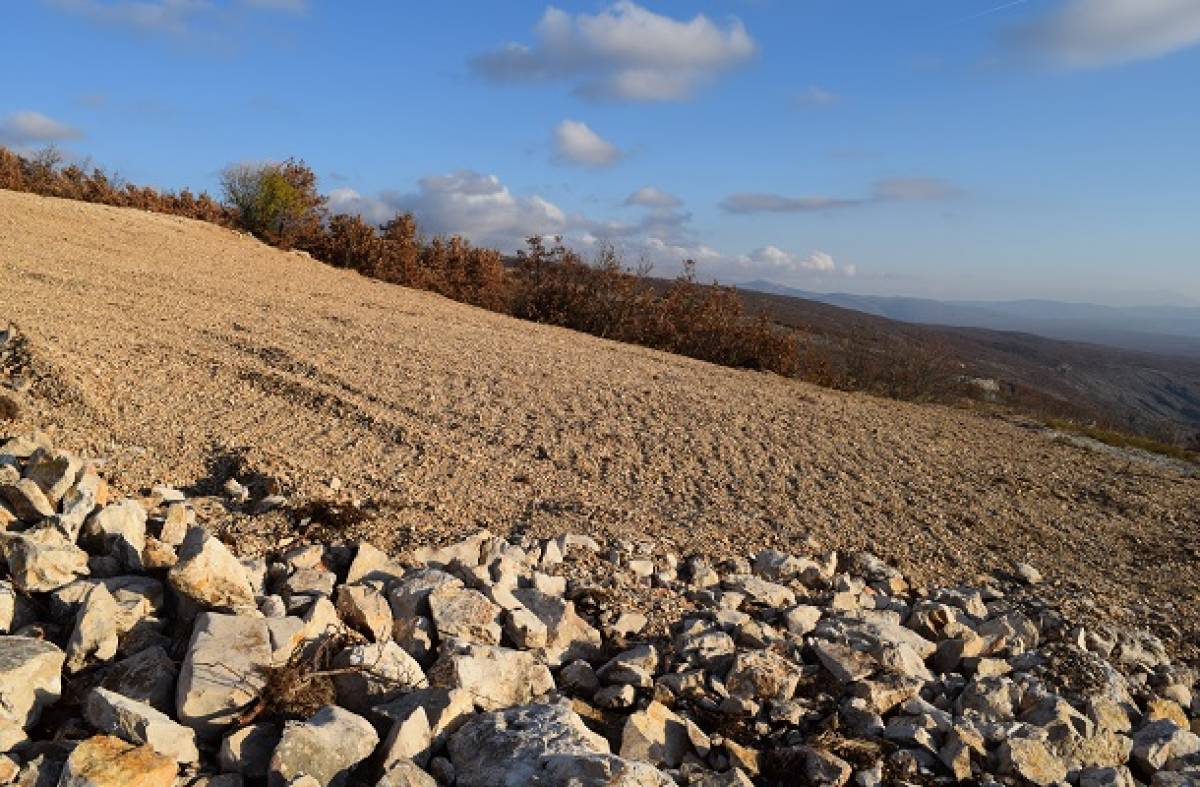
[1012,0,1200,68]
[329,171,567,252]
[793,85,840,108]
[553,120,623,167]
[470,1,757,101]
[0,110,83,145]
[624,186,682,208]
[721,177,962,215]
[736,247,855,278]
[328,171,863,283]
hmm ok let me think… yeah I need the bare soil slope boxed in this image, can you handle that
[2,190,1197,633]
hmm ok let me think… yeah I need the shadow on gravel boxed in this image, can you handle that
[184,445,277,499]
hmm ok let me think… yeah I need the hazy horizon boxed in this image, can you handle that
[2,0,1198,303]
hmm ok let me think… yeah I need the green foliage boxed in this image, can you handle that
[220,159,325,249]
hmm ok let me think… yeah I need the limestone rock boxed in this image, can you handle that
[218,722,279,780]
[373,687,474,750]
[378,759,437,787]
[176,613,271,740]
[999,737,1069,786]
[66,584,121,672]
[620,701,691,768]
[429,640,554,711]
[23,449,81,505]
[335,584,392,642]
[84,687,199,764]
[427,585,501,646]
[447,703,671,787]
[169,528,257,610]
[511,587,602,666]
[0,636,64,728]
[3,526,89,593]
[83,500,147,571]
[269,705,378,787]
[0,479,54,522]
[331,641,427,713]
[57,735,177,787]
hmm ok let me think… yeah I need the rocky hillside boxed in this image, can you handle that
[0,431,1198,786]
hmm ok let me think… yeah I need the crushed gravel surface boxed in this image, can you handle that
[1,190,1197,644]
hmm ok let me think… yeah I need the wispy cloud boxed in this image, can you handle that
[48,0,304,37]
[793,85,840,109]
[1011,0,1200,68]
[720,193,864,214]
[624,186,682,209]
[470,1,757,102]
[552,120,623,168]
[0,110,84,145]
[721,177,963,215]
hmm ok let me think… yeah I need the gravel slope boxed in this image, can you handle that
[1,190,1197,639]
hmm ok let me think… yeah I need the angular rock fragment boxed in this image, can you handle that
[169,528,256,610]
[58,734,177,787]
[84,687,199,764]
[269,705,378,787]
[176,613,271,740]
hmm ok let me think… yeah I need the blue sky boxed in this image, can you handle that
[2,0,1198,304]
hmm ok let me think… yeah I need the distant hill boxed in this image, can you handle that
[740,280,1200,359]
[730,281,1200,443]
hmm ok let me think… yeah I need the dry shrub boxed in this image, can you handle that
[512,238,799,375]
[239,631,352,724]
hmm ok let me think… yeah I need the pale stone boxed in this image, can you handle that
[84,687,199,764]
[269,705,379,787]
[0,636,64,728]
[169,528,256,610]
[176,613,271,740]
[429,640,554,711]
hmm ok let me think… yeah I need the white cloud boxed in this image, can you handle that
[330,171,567,252]
[624,186,682,208]
[793,85,840,108]
[552,120,622,167]
[736,247,853,277]
[0,110,83,145]
[471,1,757,101]
[1014,0,1200,68]
[328,172,863,283]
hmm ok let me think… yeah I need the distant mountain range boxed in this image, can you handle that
[738,281,1200,359]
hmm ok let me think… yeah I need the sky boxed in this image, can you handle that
[1,0,1198,304]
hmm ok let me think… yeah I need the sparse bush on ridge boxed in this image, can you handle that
[220,159,325,250]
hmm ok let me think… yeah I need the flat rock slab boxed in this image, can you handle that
[447,703,672,787]
[176,612,271,740]
[85,687,199,764]
[0,636,65,728]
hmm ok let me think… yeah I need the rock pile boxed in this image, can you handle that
[0,429,1198,786]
